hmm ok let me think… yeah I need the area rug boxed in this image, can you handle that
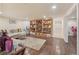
[12,37,46,51]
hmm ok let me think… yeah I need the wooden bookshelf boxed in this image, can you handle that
[42,19,52,34]
[30,20,36,32]
[30,18,52,37]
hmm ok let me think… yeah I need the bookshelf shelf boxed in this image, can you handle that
[30,18,52,37]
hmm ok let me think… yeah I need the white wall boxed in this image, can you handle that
[16,20,30,30]
[0,17,18,30]
[52,17,64,39]
[63,4,76,43]
[0,16,30,32]
[64,18,68,43]
[0,17,9,30]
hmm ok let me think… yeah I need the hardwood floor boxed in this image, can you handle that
[23,35,77,55]
[9,34,77,55]
[39,38,67,55]
[68,36,77,54]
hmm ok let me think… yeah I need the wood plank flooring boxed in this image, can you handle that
[23,35,76,55]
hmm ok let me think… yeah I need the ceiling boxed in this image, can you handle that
[0,3,74,20]
[66,6,77,20]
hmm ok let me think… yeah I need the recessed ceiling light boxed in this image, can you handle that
[43,16,46,18]
[52,5,56,9]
